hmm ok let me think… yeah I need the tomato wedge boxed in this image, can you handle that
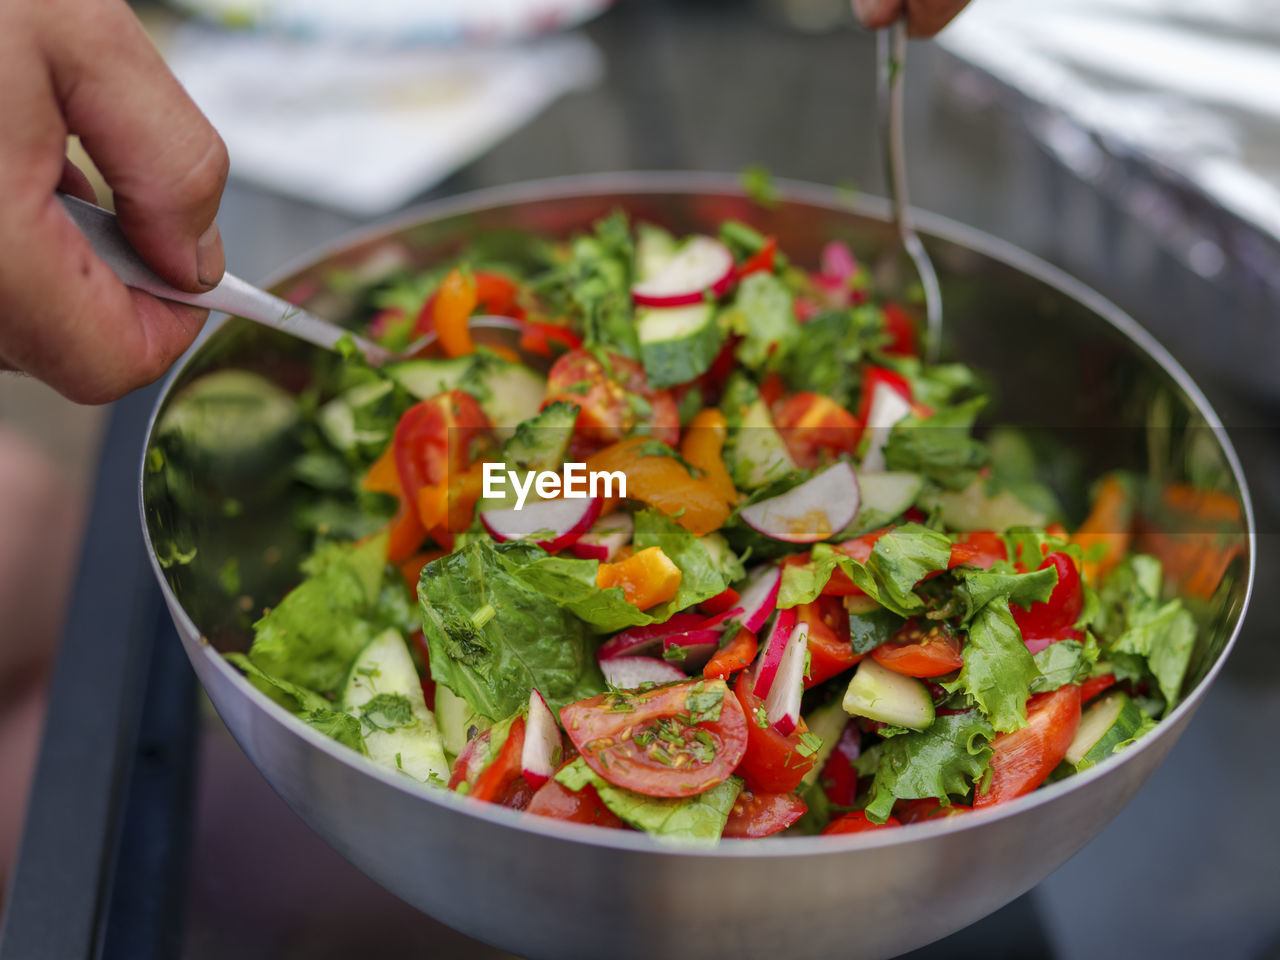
[545,349,679,447]
[822,811,901,834]
[880,302,916,356]
[948,531,1008,570]
[732,671,817,793]
[703,627,758,680]
[450,716,526,803]
[894,798,971,823]
[772,392,861,469]
[559,679,747,798]
[1012,551,1084,644]
[1079,672,1117,703]
[795,595,861,687]
[974,685,1082,808]
[722,788,807,838]
[820,720,862,807]
[871,619,963,678]
[527,777,626,828]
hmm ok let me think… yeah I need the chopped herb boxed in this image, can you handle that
[796,730,823,758]
[359,692,414,732]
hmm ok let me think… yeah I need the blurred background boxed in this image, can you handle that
[2,0,1278,958]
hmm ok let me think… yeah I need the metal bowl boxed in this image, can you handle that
[139,173,1254,960]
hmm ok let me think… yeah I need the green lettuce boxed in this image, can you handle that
[864,711,994,823]
[556,758,742,844]
[225,653,365,753]
[726,272,797,369]
[848,607,906,655]
[539,212,637,357]
[775,306,880,407]
[1030,637,1100,694]
[249,532,405,695]
[956,562,1058,623]
[884,397,988,491]
[777,523,951,617]
[944,599,1040,733]
[417,540,606,721]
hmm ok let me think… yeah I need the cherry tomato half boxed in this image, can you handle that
[545,349,679,448]
[722,788,807,838]
[773,392,861,470]
[974,685,1082,809]
[732,671,817,794]
[796,595,861,687]
[450,716,526,804]
[559,679,747,798]
[820,720,862,807]
[948,531,1008,571]
[871,619,964,678]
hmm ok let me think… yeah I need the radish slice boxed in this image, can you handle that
[732,565,782,633]
[738,462,861,544]
[820,241,858,282]
[521,690,561,790]
[763,622,809,736]
[597,613,707,661]
[566,512,633,562]
[480,496,602,553]
[860,380,913,472]
[601,656,685,689]
[631,236,735,307]
[753,606,799,698]
[662,629,722,672]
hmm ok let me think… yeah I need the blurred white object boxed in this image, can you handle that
[169,0,614,43]
[939,0,1280,239]
[165,26,604,215]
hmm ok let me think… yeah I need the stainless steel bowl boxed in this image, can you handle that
[139,173,1254,960]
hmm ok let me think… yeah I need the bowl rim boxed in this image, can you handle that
[139,170,1256,857]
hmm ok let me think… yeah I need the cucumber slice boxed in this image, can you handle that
[842,658,935,731]
[635,223,681,281]
[926,477,1049,532]
[799,698,851,789]
[501,401,578,473]
[317,379,394,454]
[434,682,492,759]
[385,356,471,399]
[840,471,924,534]
[725,400,798,490]
[636,301,724,388]
[1065,691,1148,770]
[342,629,449,784]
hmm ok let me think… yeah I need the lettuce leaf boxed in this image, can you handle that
[777,523,951,616]
[556,758,742,844]
[726,272,797,369]
[775,306,880,407]
[944,598,1040,733]
[540,212,638,357]
[1030,637,1100,694]
[956,562,1058,624]
[884,397,989,491]
[632,510,742,617]
[417,540,606,721]
[225,653,365,753]
[248,531,402,695]
[863,711,994,823]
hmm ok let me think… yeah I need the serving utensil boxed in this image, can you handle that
[56,193,539,366]
[878,21,943,363]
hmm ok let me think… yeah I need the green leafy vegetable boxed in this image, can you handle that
[557,759,742,844]
[864,711,994,823]
[226,653,365,752]
[249,532,403,695]
[538,212,637,357]
[417,540,606,720]
[944,599,1040,733]
[848,607,906,655]
[956,561,1058,623]
[884,397,989,491]
[726,272,797,369]
[777,523,951,617]
[1030,637,1099,694]
[775,307,880,407]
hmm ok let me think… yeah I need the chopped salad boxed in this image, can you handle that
[215,211,1225,844]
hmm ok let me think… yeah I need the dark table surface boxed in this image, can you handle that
[7,2,1280,958]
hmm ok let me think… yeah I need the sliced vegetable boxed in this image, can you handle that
[722,789,806,838]
[823,811,901,834]
[566,511,634,562]
[857,369,914,472]
[1064,690,1148,770]
[738,462,861,544]
[761,622,809,735]
[974,684,1081,808]
[871,620,964,678]
[631,235,735,307]
[752,606,799,698]
[732,564,782,633]
[842,657,935,731]
[596,546,683,610]
[636,301,724,387]
[480,495,603,554]
[559,679,747,798]
[703,626,759,680]
[521,690,563,789]
[732,669,817,793]
[527,776,627,828]
[599,656,686,688]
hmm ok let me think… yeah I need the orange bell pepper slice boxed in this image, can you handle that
[596,546,682,610]
[1072,474,1132,586]
[680,409,738,506]
[362,442,402,496]
[434,267,479,357]
[586,437,732,536]
[703,627,758,680]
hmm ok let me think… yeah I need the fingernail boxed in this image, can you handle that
[196,221,225,289]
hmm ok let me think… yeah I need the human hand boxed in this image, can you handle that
[0,0,229,404]
[852,0,973,36]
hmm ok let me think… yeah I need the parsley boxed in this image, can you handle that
[796,730,823,758]
[740,164,779,208]
[359,693,414,732]
[685,682,725,724]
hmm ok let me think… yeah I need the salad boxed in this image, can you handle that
[210,210,1228,844]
